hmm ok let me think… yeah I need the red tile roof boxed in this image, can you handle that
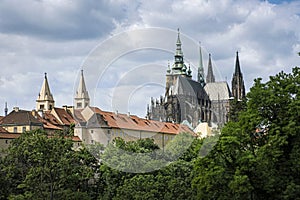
[0,133,21,139]
[52,107,75,125]
[0,127,8,133]
[0,110,43,126]
[91,107,194,135]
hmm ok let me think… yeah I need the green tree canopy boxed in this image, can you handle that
[193,67,300,199]
[1,129,98,200]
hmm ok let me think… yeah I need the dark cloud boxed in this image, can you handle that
[0,0,140,40]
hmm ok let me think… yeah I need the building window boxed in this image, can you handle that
[22,127,26,133]
[13,127,17,133]
[91,140,94,144]
[5,140,8,144]
[77,103,82,108]
[49,105,52,110]
[40,104,45,109]
[90,130,94,134]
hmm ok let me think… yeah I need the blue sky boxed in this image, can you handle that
[0,0,299,117]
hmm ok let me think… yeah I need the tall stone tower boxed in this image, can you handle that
[231,52,246,100]
[206,54,215,83]
[36,73,55,111]
[74,69,90,109]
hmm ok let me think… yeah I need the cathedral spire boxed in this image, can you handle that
[198,42,205,86]
[176,28,183,57]
[36,72,55,111]
[234,51,242,75]
[172,28,188,75]
[231,51,245,100]
[206,54,215,83]
[74,69,90,109]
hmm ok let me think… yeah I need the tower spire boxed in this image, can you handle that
[36,72,55,111]
[231,51,245,100]
[172,28,188,75]
[206,53,215,83]
[198,42,205,86]
[235,51,242,75]
[176,28,183,57]
[74,69,90,109]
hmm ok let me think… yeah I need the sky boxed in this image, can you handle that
[0,0,299,118]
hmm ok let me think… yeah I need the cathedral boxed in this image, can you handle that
[147,30,245,128]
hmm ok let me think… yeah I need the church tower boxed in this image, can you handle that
[165,29,191,96]
[206,54,215,83]
[36,73,55,111]
[231,52,245,100]
[74,69,90,109]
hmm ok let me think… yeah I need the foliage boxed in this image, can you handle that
[98,134,200,200]
[192,67,300,199]
[1,129,98,200]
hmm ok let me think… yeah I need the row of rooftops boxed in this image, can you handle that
[0,105,195,139]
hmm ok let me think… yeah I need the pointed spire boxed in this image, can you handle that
[76,70,89,99]
[74,69,90,109]
[176,28,183,57]
[37,73,54,102]
[172,28,187,74]
[36,72,55,111]
[198,42,205,86]
[206,54,215,83]
[234,51,242,75]
[231,51,245,100]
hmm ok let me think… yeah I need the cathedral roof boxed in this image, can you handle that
[204,82,232,101]
[172,76,207,98]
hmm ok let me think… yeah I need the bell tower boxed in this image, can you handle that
[36,73,55,111]
[74,69,90,109]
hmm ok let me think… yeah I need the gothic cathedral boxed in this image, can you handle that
[147,30,245,128]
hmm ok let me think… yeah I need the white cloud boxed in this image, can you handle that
[0,0,299,117]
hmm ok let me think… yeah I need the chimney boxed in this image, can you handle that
[31,110,37,118]
[38,109,44,118]
[13,107,19,112]
[4,102,8,116]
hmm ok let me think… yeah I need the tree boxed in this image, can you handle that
[1,129,98,200]
[193,67,300,199]
[98,134,201,200]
